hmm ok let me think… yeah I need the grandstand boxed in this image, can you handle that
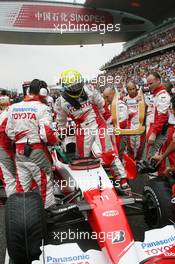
[101,19,175,70]
[99,19,175,92]
[123,17,175,51]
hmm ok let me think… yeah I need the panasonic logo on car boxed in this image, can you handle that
[102,210,119,217]
[47,254,90,263]
[141,235,175,249]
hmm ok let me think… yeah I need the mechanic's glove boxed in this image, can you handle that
[162,167,173,177]
[148,132,156,145]
[151,154,163,167]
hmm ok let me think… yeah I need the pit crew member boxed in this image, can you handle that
[124,81,145,160]
[6,79,60,209]
[146,72,170,159]
[0,96,16,197]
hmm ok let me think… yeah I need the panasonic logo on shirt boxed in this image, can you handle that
[12,107,37,112]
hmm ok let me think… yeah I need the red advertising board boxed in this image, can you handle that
[0,2,113,30]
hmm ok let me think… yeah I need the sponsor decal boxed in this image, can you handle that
[140,235,175,256]
[32,244,108,264]
[12,107,37,112]
[102,210,119,217]
[69,101,91,113]
[12,112,36,120]
[46,254,90,263]
[0,2,113,31]
[112,230,125,244]
[134,226,175,262]
[141,235,175,249]
[144,244,175,256]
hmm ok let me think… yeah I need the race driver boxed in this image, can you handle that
[6,79,60,209]
[55,69,129,189]
[0,95,16,197]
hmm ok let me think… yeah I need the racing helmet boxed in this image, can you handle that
[60,69,84,99]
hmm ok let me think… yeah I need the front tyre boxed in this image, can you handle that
[5,192,46,264]
[143,179,175,228]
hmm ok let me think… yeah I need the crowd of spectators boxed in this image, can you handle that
[103,25,175,68]
[0,88,59,105]
[0,90,23,103]
[98,49,175,94]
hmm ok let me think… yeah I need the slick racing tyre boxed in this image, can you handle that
[143,178,175,229]
[5,192,46,264]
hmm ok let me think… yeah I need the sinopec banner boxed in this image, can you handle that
[0,2,113,32]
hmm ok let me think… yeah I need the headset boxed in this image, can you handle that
[28,79,49,97]
[38,80,49,97]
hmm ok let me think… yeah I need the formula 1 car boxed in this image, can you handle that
[4,144,175,264]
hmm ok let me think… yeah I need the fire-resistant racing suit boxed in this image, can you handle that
[115,99,128,155]
[144,92,154,133]
[6,96,59,208]
[158,108,175,172]
[124,93,145,160]
[0,108,16,197]
[55,85,127,182]
[146,86,170,158]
